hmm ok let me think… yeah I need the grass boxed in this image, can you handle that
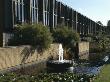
[94,63,110,82]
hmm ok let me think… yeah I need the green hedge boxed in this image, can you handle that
[8,23,53,49]
[52,25,80,48]
[52,25,80,58]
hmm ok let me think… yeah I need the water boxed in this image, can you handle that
[47,44,73,72]
[47,64,101,75]
[48,44,72,64]
[68,55,110,75]
[47,44,110,75]
[68,66,101,75]
[103,55,109,62]
[58,44,64,62]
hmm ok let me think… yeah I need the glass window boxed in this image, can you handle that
[31,0,38,23]
[43,0,50,26]
[13,0,24,24]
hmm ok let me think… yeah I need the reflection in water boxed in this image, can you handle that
[68,55,109,75]
[47,66,101,75]
[68,66,101,75]
[47,55,109,75]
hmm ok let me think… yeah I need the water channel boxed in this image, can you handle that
[47,44,110,75]
[47,55,109,75]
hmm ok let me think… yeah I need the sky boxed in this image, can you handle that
[59,0,110,26]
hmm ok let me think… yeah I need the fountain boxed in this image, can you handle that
[58,44,64,62]
[47,44,73,70]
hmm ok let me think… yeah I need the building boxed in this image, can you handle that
[0,0,104,47]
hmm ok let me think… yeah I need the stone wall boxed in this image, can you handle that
[0,44,59,74]
[77,42,89,60]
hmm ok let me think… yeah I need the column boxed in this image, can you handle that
[0,0,4,46]
[75,12,78,32]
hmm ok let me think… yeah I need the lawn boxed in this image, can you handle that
[94,64,110,82]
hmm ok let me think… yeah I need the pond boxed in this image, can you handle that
[68,66,101,75]
[46,63,101,75]
[47,64,101,75]
[47,55,109,75]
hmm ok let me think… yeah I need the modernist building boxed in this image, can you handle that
[0,0,104,46]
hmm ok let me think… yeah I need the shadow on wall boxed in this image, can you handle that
[20,46,46,64]
[20,47,35,64]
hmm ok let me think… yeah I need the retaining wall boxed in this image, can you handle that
[0,44,59,74]
[78,42,89,60]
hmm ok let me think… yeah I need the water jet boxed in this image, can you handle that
[47,44,73,70]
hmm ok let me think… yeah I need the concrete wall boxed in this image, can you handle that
[78,42,89,60]
[3,33,13,47]
[0,44,59,74]
[0,0,4,47]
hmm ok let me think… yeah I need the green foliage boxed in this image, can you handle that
[107,20,110,26]
[0,72,94,82]
[89,31,110,61]
[8,23,53,49]
[91,31,110,53]
[52,25,80,58]
[89,53,105,62]
[52,25,80,48]
[97,21,103,26]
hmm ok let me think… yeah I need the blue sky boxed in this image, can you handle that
[59,0,110,26]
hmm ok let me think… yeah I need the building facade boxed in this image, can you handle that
[0,0,104,46]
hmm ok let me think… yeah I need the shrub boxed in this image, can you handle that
[8,23,53,49]
[52,25,80,58]
[52,25,80,48]
[89,31,110,61]
[90,31,110,53]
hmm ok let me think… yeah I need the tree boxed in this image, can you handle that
[92,31,110,52]
[90,31,110,61]
[107,20,110,34]
[97,21,103,26]
[107,20,110,26]
[96,21,104,32]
